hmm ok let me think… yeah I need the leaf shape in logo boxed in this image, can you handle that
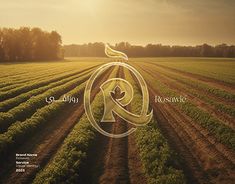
[105,44,128,61]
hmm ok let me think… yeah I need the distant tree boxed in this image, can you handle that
[0,29,4,61]
[48,31,62,59]
[0,27,62,62]
[19,27,33,60]
[200,44,215,57]
[31,27,48,60]
[64,42,235,58]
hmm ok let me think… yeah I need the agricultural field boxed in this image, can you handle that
[0,57,234,184]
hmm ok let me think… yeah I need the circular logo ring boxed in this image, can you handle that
[84,62,152,138]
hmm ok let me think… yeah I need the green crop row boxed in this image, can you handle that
[141,65,235,118]
[32,93,103,184]
[125,69,186,184]
[0,65,51,80]
[0,71,27,80]
[0,69,93,112]
[148,58,235,85]
[0,71,91,133]
[147,62,235,101]
[0,80,87,161]
[0,64,98,101]
[0,69,80,101]
[135,121,186,184]
[0,65,117,163]
[0,67,77,92]
[0,84,22,92]
[0,65,64,87]
[140,68,235,151]
[186,88,235,118]
[32,66,119,183]
[0,61,103,83]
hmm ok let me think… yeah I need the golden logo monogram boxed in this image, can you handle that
[84,44,152,138]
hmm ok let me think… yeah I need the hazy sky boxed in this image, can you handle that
[0,0,235,45]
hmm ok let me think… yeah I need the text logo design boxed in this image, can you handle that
[84,44,153,138]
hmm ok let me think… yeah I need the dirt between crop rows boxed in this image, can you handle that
[78,117,146,184]
[149,63,235,107]
[139,64,235,131]
[76,66,147,184]
[145,63,235,107]
[0,65,113,184]
[151,63,235,93]
[137,65,235,162]
[144,79,235,184]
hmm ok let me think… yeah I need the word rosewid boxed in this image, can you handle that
[155,95,187,103]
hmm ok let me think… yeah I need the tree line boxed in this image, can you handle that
[1,27,234,61]
[0,27,62,62]
[64,42,235,58]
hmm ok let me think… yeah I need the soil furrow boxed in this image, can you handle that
[130,71,204,184]
[146,80,235,184]
[151,62,235,92]
[137,64,235,166]
[0,68,76,92]
[139,64,235,130]
[127,125,147,184]
[77,66,146,184]
[0,64,100,102]
[0,66,113,184]
[98,115,130,184]
[146,62,235,106]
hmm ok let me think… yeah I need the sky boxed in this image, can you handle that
[0,0,235,46]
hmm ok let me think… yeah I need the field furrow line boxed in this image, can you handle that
[127,68,188,184]
[0,68,94,133]
[146,62,235,105]
[139,65,235,164]
[151,62,235,92]
[139,64,235,130]
[0,68,79,92]
[98,67,131,184]
[29,66,118,184]
[0,64,100,102]
[0,66,114,184]
[135,64,235,150]
[0,65,63,84]
[0,66,98,112]
[149,85,235,183]
[138,70,235,183]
